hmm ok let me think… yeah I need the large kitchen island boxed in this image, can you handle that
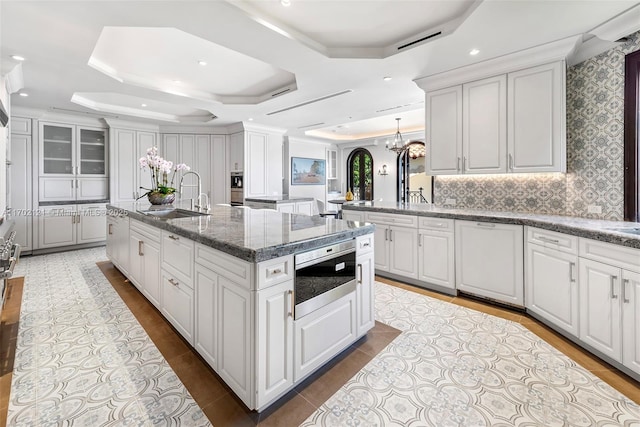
[105,202,375,411]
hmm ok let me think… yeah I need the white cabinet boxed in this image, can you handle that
[579,238,640,375]
[455,220,524,306]
[38,204,106,249]
[110,128,157,203]
[462,75,507,174]
[128,220,161,308]
[295,201,314,216]
[229,132,244,172]
[365,212,418,279]
[507,61,565,173]
[39,122,108,201]
[525,227,579,336]
[425,86,463,174]
[161,268,194,344]
[356,239,375,337]
[230,127,283,198]
[326,149,337,179]
[423,60,566,175]
[8,131,33,253]
[256,280,294,408]
[418,218,456,290]
[194,263,218,369]
[106,212,129,273]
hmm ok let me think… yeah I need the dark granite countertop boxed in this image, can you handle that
[342,201,640,250]
[107,202,374,262]
[244,196,315,204]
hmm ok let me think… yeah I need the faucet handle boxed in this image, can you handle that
[198,193,210,211]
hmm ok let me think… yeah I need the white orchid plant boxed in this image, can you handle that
[138,147,190,198]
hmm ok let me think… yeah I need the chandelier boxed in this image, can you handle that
[386,118,407,154]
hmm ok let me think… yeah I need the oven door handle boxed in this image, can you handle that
[287,290,294,318]
[357,263,363,284]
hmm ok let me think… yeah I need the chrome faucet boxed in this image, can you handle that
[179,171,210,211]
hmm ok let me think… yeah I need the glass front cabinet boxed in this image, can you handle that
[39,122,108,202]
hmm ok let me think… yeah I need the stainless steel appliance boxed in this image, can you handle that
[294,239,356,319]
[0,228,21,318]
[230,172,243,206]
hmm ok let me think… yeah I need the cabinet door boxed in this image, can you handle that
[455,220,524,306]
[161,231,194,284]
[111,129,137,203]
[256,280,293,409]
[128,233,144,290]
[463,75,507,174]
[114,217,130,274]
[40,122,75,176]
[77,178,108,200]
[161,269,194,344]
[229,132,244,172]
[326,149,337,179]
[210,135,227,205]
[426,86,462,174]
[77,127,107,176]
[246,131,268,197]
[136,131,156,198]
[389,225,418,279]
[418,229,455,289]
[178,134,197,200]
[356,251,375,336]
[9,133,32,252]
[277,203,295,214]
[373,226,390,272]
[161,134,179,165]
[194,264,218,369]
[39,177,76,202]
[38,206,76,248]
[77,205,106,243]
[141,240,161,309]
[579,258,621,362]
[295,201,313,216]
[195,135,212,201]
[525,243,578,336]
[106,217,116,261]
[622,270,640,375]
[508,61,565,173]
[217,276,253,408]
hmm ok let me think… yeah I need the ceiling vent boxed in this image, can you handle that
[267,90,353,115]
[271,87,292,97]
[397,31,442,51]
[298,122,325,129]
[50,107,121,118]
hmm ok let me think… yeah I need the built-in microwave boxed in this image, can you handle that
[231,172,243,189]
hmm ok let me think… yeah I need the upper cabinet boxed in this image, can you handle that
[423,61,565,176]
[326,149,337,180]
[39,121,109,202]
[110,127,157,203]
[416,37,577,176]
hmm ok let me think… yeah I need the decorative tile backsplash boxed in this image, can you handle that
[434,31,640,221]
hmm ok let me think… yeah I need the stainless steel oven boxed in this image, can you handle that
[294,239,356,319]
[230,172,243,206]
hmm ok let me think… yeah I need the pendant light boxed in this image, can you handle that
[386,118,406,154]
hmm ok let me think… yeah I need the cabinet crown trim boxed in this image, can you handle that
[414,35,578,92]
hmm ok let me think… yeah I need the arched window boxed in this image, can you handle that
[397,141,432,203]
[347,148,374,200]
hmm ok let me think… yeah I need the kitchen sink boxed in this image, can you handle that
[604,227,640,235]
[138,208,210,219]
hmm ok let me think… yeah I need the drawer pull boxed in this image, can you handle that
[623,279,630,304]
[168,235,179,241]
[610,276,618,299]
[418,234,422,247]
[384,229,388,241]
[270,268,282,275]
[138,241,144,256]
[362,242,370,247]
[389,230,393,242]
[476,222,495,228]
[569,262,576,282]
[108,223,113,235]
[539,236,560,244]
[457,157,461,172]
[288,290,294,317]
[168,278,179,286]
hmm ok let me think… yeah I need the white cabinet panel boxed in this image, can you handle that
[39,177,75,202]
[161,269,194,344]
[526,243,578,336]
[77,178,108,200]
[508,61,565,173]
[161,231,194,285]
[246,132,268,197]
[211,135,228,205]
[389,225,418,279]
[622,270,640,375]
[373,226,390,272]
[356,251,375,337]
[112,129,137,202]
[463,75,507,174]
[9,133,32,252]
[195,263,218,369]
[455,220,524,306]
[38,205,76,248]
[418,229,455,289]
[426,85,462,175]
[142,239,161,308]
[77,205,106,243]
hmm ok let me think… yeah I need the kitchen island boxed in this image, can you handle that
[343,201,640,382]
[244,195,316,215]
[106,202,375,411]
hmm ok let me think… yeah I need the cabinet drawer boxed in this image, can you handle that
[579,238,640,273]
[195,243,252,289]
[161,268,194,344]
[356,234,374,254]
[364,212,417,228]
[162,231,194,286]
[257,255,293,289]
[341,210,364,222]
[418,217,454,231]
[10,117,31,134]
[130,219,161,242]
[527,227,577,254]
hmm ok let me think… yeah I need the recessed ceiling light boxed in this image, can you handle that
[18,92,28,97]
[383,76,392,81]
[281,0,291,6]
[469,49,480,56]
[173,80,181,84]
[141,103,147,107]
[11,55,25,61]
[248,118,254,121]
[198,60,207,66]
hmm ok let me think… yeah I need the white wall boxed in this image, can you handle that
[0,77,9,219]
[285,137,333,206]
[340,130,425,203]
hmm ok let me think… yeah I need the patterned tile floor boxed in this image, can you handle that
[301,282,640,426]
[6,248,210,426]
[4,248,640,426]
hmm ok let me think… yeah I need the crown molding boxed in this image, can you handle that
[589,4,640,42]
[103,118,160,131]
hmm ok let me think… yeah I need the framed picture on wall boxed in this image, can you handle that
[291,157,326,185]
